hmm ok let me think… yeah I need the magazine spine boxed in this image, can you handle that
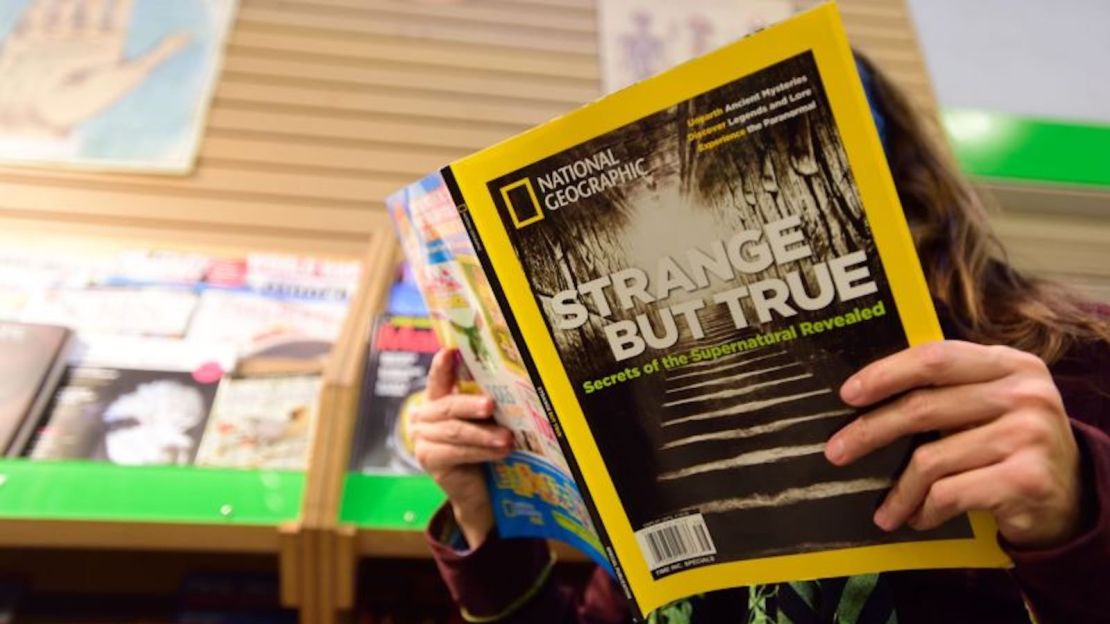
[6,330,73,457]
[439,166,643,620]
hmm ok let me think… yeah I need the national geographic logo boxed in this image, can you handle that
[499,179,544,229]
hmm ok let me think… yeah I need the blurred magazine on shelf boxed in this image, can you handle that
[99,249,222,289]
[194,375,321,470]
[0,0,238,173]
[387,5,1007,617]
[0,321,73,456]
[349,314,439,475]
[385,264,430,317]
[27,335,233,465]
[19,287,198,338]
[97,249,360,301]
[241,253,361,302]
[0,249,110,321]
[185,290,349,360]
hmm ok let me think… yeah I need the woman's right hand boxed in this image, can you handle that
[410,348,514,548]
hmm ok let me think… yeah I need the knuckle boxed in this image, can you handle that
[1005,459,1054,501]
[927,481,958,515]
[1005,376,1058,411]
[446,420,465,443]
[413,444,432,469]
[919,342,950,375]
[443,399,462,421]
[987,344,1016,370]
[1010,411,1053,448]
[901,390,934,427]
[1011,349,1048,374]
[910,445,939,478]
[849,419,872,450]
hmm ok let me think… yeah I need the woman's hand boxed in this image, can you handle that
[826,340,1083,549]
[410,349,513,548]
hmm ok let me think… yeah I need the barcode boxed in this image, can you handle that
[635,513,717,571]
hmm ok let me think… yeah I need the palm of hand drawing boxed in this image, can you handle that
[0,0,190,138]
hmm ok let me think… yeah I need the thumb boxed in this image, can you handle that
[425,348,459,400]
[126,32,190,76]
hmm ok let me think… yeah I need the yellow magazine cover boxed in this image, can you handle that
[392,3,1009,618]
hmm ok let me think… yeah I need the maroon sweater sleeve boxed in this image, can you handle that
[1004,420,1110,624]
[1003,333,1110,624]
[426,505,630,623]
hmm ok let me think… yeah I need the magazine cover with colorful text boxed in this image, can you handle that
[388,173,612,572]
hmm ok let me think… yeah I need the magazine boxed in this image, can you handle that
[388,5,1008,617]
[28,335,234,465]
[349,315,439,475]
[185,290,350,358]
[0,0,237,173]
[194,375,322,470]
[19,286,198,338]
[0,321,72,456]
[390,171,611,573]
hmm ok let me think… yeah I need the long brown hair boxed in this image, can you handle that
[856,53,1109,364]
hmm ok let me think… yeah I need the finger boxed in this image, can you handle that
[412,420,512,450]
[907,461,1014,532]
[841,341,1038,408]
[415,440,510,472]
[106,0,132,31]
[53,0,80,34]
[826,379,1010,466]
[76,0,104,31]
[126,32,190,74]
[425,349,459,400]
[413,394,495,423]
[873,418,1014,531]
[16,0,55,34]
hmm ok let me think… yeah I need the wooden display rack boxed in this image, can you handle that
[0,216,397,624]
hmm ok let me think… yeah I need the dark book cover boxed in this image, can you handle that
[0,321,72,456]
[349,315,439,474]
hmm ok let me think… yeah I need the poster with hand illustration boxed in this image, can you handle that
[0,0,237,173]
[598,0,816,93]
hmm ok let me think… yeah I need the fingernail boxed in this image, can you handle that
[841,377,863,404]
[826,438,845,464]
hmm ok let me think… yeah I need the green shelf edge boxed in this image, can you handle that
[339,472,444,531]
[0,460,304,525]
[943,109,1110,188]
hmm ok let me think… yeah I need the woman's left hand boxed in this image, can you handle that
[826,340,1083,549]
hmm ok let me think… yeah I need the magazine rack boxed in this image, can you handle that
[0,217,396,622]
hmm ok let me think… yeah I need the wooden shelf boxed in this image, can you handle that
[0,518,284,554]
